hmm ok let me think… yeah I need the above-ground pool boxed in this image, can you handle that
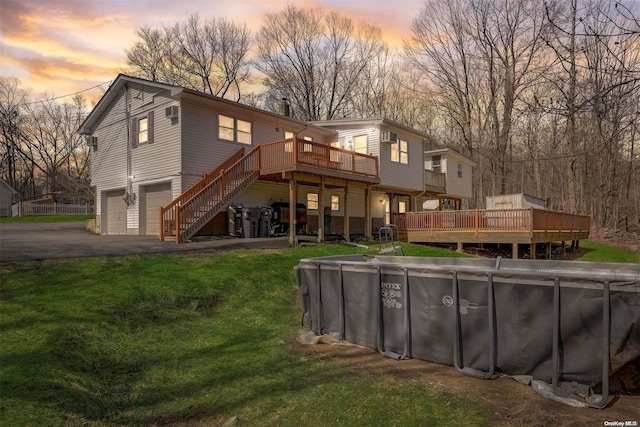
[295,255,640,408]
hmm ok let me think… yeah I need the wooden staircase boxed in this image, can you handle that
[160,147,260,243]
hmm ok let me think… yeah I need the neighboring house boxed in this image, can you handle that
[0,179,16,217]
[422,148,476,210]
[78,74,454,243]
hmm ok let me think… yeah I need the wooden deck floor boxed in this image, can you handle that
[394,208,590,258]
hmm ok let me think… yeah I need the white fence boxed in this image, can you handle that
[11,202,95,217]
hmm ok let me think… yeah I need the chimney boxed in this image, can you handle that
[280,98,291,117]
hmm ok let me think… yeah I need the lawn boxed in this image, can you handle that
[1,243,486,427]
[576,240,640,263]
[0,214,95,223]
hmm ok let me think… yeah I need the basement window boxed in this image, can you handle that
[331,195,340,211]
[307,193,318,210]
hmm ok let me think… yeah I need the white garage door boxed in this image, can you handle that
[144,182,173,235]
[105,189,126,235]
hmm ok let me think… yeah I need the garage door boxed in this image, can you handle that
[144,182,173,235]
[105,189,126,235]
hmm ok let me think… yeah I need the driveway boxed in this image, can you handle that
[0,222,291,262]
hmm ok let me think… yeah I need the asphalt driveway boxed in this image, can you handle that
[0,222,291,262]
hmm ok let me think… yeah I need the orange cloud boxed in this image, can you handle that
[0,0,423,99]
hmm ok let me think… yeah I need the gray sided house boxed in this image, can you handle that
[0,179,17,217]
[79,75,465,243]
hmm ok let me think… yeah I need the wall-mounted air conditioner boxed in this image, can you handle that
[86,136,98,148]
[380,131,397,144]
[165,105,179,120]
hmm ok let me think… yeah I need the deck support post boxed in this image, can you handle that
[289,174,297,247]
[561,241,566,254]
[364,185,372,239]
[457,242,463,253]
[530,243,536,259]
[343,181,350,242]
[317,176,325,243]
[575,240,580,248]
[512,243,519,259]
[546,242,552,259]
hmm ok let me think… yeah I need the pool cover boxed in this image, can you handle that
[295,255,640,408]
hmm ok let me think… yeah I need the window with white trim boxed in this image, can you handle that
[218,114,252,144]
[457,163,463,178]
[432,155,442,172]
[391,139,408,164]
[331,195,340,211]
[399,201,407,213]
[131,111,154,147]
[353,135,368,154]
[138,117,149,144]
[307,193,318,210]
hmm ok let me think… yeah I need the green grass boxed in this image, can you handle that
[0,214,95,223]
[576,240,640,263]
[0,243,485,427]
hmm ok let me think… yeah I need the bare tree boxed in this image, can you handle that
[125,15,252,101]
[255,5,386,121]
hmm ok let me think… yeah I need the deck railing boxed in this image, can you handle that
[160,147,245,240]
[424,169,446,191]
[259,138,378,178]
[160,138,379,241]
[395,208,590,237]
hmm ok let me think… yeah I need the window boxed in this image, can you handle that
[432,155,442,172]
[353,135,368,154]
[399,201,407,213]
[457,163,463,178]
[303,136,313,141]
[237,119,252,144]
[331,195,340,211]
[307,193,318,210]
[131,111,154,147]
[285,131,295,139]
[383,200,390,225]
[138,117,148,144]
[218,114,252,144]
[391,139,408,164]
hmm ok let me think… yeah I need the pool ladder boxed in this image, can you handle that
[378,224,404,256]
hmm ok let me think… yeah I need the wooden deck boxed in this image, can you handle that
[258,138,379,183]
[394,208,590,258]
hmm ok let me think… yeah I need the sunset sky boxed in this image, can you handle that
[0,0,425,102]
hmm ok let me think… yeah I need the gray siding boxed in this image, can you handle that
[180,99,334,190]
[90,83,181,232]
[377,128,424,192]
[329,124,424,192]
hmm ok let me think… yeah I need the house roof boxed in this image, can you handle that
[311,117,432,139]
[78,74,336,138]
[424,147,477,167]
[0,179,16,194]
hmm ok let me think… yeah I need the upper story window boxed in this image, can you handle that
[219,114,252,145]
[432,155,442,172]
[131,111,154,148]
[354,135,368,154]
[457,163,463,178]
[303,136,313,141]
[285,131,295,139]
[391,139,408,164]
[399,201,407,213]
[138,117,149,144]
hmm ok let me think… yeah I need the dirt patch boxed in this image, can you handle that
[291,339,640,427]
